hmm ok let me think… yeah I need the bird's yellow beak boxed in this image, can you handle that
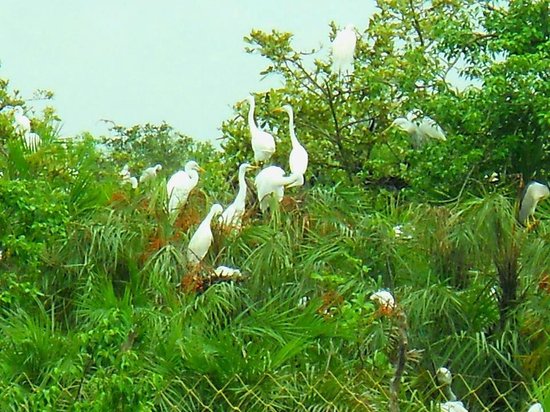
[198,166,206,172]
[248,165,259,170]
[273,107,284,114]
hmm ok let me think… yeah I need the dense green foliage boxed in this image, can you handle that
[1,0,548,410]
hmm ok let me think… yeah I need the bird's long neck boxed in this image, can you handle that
[187,170,199,185]
[201,208,218,229]
[248,99,258,132]
[278,174,300,187]
[443,385,457,402]
[287,110,300,148]
[236,169,248,203]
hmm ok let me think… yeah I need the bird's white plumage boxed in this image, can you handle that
[140,164,162,183]
[528,402,544,412]
[120,164,131,179]
[167,161,201,215]
[187,203,224,265]
[122,174,138,189]
[392,112,446,148]
[220,163,253,229]
[281,105,308,188]
[439,401,468,412]
[331,24,357,74]
[254,166,301,212]
[13,107,31,133]
[519,181,550,224]
[436,367,468,411]
[436,368,453,387]
[247,95,276,163]
[213,266,242,278]
[370,290,395,310]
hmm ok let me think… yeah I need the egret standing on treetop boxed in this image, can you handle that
[331,24,357,75]
[519,180,549,226]
[392,111,446,149]
[220,163,255,229]
[13,106,31,133]
[275,104,308,188]
[254,166,301,212]
[140,164,162,184]
[187,203,224,265]
[167,161,202,215]
[246,95,276,163]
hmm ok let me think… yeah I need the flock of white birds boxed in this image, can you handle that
[4,24,546,412]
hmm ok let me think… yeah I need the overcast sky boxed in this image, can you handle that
[1,1,376,141]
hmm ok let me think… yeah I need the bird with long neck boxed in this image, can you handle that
[436,367,468,412]
[187,203,224,265]
[519,180,550,226]
[277,104,308,188]
[254,165,301,213]
[167,160,202,216]
[247,95,276,163]
[220,163,254,229]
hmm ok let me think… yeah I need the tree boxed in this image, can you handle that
[220,0,549,198]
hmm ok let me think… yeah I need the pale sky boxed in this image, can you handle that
[1,1,376,141]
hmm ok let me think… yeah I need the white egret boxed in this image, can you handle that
[187,203,224,265]
[124,176,138,189]
[167,161,202,215]
[220,163,255,229]
[392,112,446,149]
[276,104,308,187]
[13,106,31,133]
[370,289,395,315]
[213,266,242,278]
[246,95,276,163]
[436,367,468,412]
[140,164,162,183]
[120,164,131,179]
[331,24,357,74]
[23,132,41,152]
[528,402,544,412]
[119,164,138,188]
[519,180,549,226]
[254,166,301,212]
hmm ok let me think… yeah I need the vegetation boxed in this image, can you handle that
[0,0,548,410]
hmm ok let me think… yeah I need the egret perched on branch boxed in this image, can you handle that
[275,104,308,187]
[167,161,202,215]
[13,106,31,133]
[254,166,301,212]
[220,163,255,229]
[331,24,357,75]
[392,111,446,149]
[436,367,468,412]
[140,164,162,183]
[519,180,549,226]
[246,95,276,163]
[187,203,224,265]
